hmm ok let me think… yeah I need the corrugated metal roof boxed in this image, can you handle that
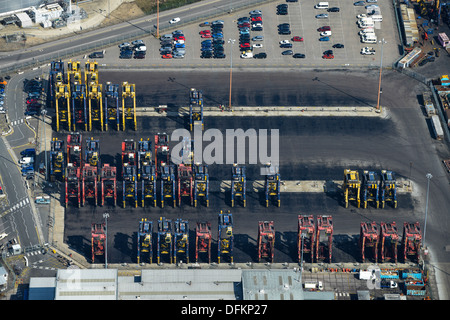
[141,269,242,283]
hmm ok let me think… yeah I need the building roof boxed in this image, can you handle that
[0,0,43,16]
[242,269,305,300]
[55,269,118,300]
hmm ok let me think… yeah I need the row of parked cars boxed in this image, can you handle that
[119,40,147,59]
[200,20,226,59]
[239,10,265,59]
[19,148,36,179]
[160,30,186,59]
[0,77,7,114]
[275,4,307,58]
[24,78,42,116]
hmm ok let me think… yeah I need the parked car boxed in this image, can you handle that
[201,51,213,58]
[253,44,263,48]
[132,40,144,46]
[280,43,293,48]
[333,43,345,48]
[319,36,330,41]
[293,53,306,58]
[361,47,376,55]
[316,14,329,19]
[292,36,304,42]
[252,26,263,31]
[282,50,293,55]
[249,10,262,15]
[162,53,173,59]
[318,26,331,32]
[254,52,267,59]
[354,1,365,5]
[252,36,264,41]
[323,53,334,59]
[214,52,226,59]
[173,53,185,59]
[119,42,131,49]
[89,51,104,59]
[327,7,340,12]
[199,22,210,27]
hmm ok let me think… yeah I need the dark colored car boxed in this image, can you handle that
[89,51,104,59]
[214,52,226,58]
[280,43,293,48]
[293,53,306,58]
[282,50,293,55]
[279,29,291,35]
[252,26,263,31]
[254,52,267,59]
[318,26,331,32]
[201,51,213,58]
[134,53,146,59]
[333,43,345,48]
[213,39,225,44]
[327,7,340,12]
[324,50,333,55]
[120,50,133,59]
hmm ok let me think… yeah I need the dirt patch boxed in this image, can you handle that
[99,2,146,28]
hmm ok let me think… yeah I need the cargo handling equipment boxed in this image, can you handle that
[55,81,71,132]
[231,164,246,208]
[65,164,81,208]
[121,81,137,131]
[86,61,103,131]
[315,215,333,263]
[91,222,106,263]
[343,169,361,208]
[402,222,422,263]
[100,164,117,206]
[137,218,153,264]
[67,132,83,168]
[137,138,152,180]
[81,164,98,206]
[154,133,170,173]
[49,60,64,105]
[141,163,156,207]
[157,217,173,264]
[362,171,380,209]
[122,140,138,208]
[195,221,212,263]
[193,163,209,207]
[160,164,176,208]
[360,221,379,263]
[70,82,87,131]
[257,221,275,263]
[174,219,189,264]
[379,221,399,263]
[104,82,120,131]
[263,164,280,207]
[177,164,193,206]
[85,137,101,173]
[380,170,398,209]
[298,215,315,263]
[49,138,65,182]
[218,210,233,264]
[189,88,204,131]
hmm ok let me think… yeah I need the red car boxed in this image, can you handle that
[238,22,250,28]
[175,36,185,41]
[199,30,211,35]
[322,54,334,59]
[251,16,262,22]
[318,26,331,32]
[201,33,212,38]
[162,54,173,59]
[240,43,250,48]
[292,36,304,42]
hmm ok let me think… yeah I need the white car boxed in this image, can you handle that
[174,40,185,45]
[253,43,263,48]
[132,40,144,46]
[135,46,147,52]
[279,40,290,44]
[0,107,5,114]
[361,47,376,55]
[357,14,367,19]
[240,52,253,59]
[249,10,262,15]
[0,233,7,241]
[169,17,181,24]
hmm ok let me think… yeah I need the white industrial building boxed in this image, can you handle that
[27,268,336,300]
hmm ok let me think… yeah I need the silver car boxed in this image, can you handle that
[316,13,329,19]
[173,53,185,59]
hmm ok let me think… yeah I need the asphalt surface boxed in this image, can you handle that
[52,69,450,279]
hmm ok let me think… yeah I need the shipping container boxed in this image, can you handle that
[431,115,444,140]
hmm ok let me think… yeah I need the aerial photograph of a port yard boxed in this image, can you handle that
[0,0,449,309]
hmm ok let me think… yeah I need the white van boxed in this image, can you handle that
[314,2,329,9]
[358,19,374,28]
[371,15,383,22]
[359,29,375,36]
[361,34,377,43]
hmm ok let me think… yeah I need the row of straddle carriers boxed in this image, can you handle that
[343,169,397,209]
[49,59,137,132]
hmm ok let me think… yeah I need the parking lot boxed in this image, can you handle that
[82,0,402,68]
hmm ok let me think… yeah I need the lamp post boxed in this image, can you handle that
[103,212,110,268]
[423,173,432,249]
[228,38,235,111]
[376,38,386,112]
